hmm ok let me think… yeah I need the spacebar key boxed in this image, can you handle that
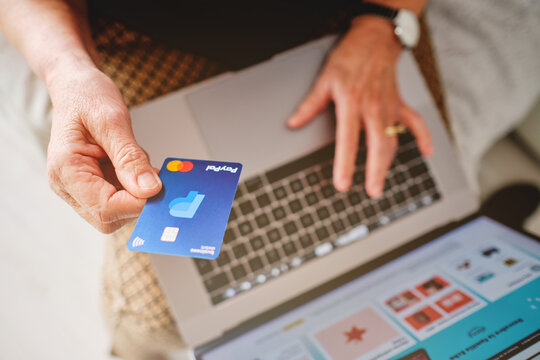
[204,272,229,292]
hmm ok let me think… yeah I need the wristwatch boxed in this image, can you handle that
[349,2,421,49]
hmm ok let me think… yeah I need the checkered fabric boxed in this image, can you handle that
[93,16,449,359]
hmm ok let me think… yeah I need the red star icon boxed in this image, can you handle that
[344,326,367,343]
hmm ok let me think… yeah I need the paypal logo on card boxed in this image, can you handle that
[169,191,205,218]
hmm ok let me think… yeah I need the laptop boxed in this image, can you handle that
[130,35,480,350]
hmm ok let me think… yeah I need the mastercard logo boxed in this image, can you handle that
[166,160,194,173]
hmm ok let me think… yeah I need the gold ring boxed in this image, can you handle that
[384,124,406,137]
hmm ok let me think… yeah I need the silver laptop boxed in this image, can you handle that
[130,35,478,349]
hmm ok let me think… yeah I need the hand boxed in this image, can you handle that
[288,16,433,197]
[46,64,162,233]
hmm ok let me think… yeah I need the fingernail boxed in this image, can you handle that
[137,171,159,189]
[334,176,351,192]
[426,144,434,156]
[287,116,297,127]
[370,183,383,198]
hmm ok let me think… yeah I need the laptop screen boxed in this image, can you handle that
[198,217,540,360]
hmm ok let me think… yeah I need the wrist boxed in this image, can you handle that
[349,16,402,53]
[44,50,98,98]
[349,2,422,50]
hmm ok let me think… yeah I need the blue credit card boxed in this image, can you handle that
[127,158,242,259]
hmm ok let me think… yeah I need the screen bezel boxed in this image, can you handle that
[195,214,540,358]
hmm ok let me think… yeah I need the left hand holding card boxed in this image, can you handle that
[128,158,242,259]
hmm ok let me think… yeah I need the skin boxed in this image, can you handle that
[0,0,431,233]
[289,0,432,196]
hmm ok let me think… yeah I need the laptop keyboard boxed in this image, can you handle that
[193,132,441,305]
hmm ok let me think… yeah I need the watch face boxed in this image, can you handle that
[393,9,420,49]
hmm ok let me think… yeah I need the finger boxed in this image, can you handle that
[55,153,145,229]
[288,76,331,128]
[332,93,361,192]
[399,104,433,156]
[90,105,161,198]
[364,104,398,198]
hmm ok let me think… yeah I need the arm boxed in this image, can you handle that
[0,0,162,233]
[289,0,432,197]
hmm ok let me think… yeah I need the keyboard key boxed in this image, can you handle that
[321,164,332,179]
[266,249,280,264]
[316,207,330,220]
[315,242,333,257]
[316,226,330,241]
[248,257,264,272]
[267,228,281,243]
[300,213,314,228]
[364,205,375,218]
[255,214,270,228]
[355,149,365,164]
[423,178,436,190]
[204,272,229,292]
[306,172,319,185]
[347,211,361,226]
[283,241,297,256]
[305,192,319,206]
[398,148,420,163]
[217,250,231,266]
[353,170,364,184]
[238,221,253,236]
[234,186,244,200]
[211,295,223,305]
[299,233,313,248]
[284,221,298,235]
[194,259,213,275]
[383,178,393,192]
[232,243,248,258]
[245,176,264,192]
[239,200,254,215]
[256,193,271,208]
[249,235,265,251]
[379,198,391,211]
[332,199,346,213]
[228,207,238,222]
[289,199,303,213]
[394,191,406,204]
[399,131,415,145]
[289,179,303,193]
[223,228,237,244]
[332,219,345,233]
[394,170,406,184]
[348,192,362,206]
[321,185,335,198]
[273,186,287,200]
[231,264,247,280]
[410,163,428,178]
[409,184,420,196]
[272,206,286,220]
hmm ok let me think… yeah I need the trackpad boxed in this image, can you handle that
[186,42,336,179]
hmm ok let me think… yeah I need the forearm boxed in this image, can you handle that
[0,0,98,88]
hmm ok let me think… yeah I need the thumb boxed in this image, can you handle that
[96,107,162,198]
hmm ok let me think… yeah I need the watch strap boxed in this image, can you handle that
[347,2,399,20]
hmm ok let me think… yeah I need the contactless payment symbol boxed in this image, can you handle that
[167,160,193,172]
[169,190,205,218]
